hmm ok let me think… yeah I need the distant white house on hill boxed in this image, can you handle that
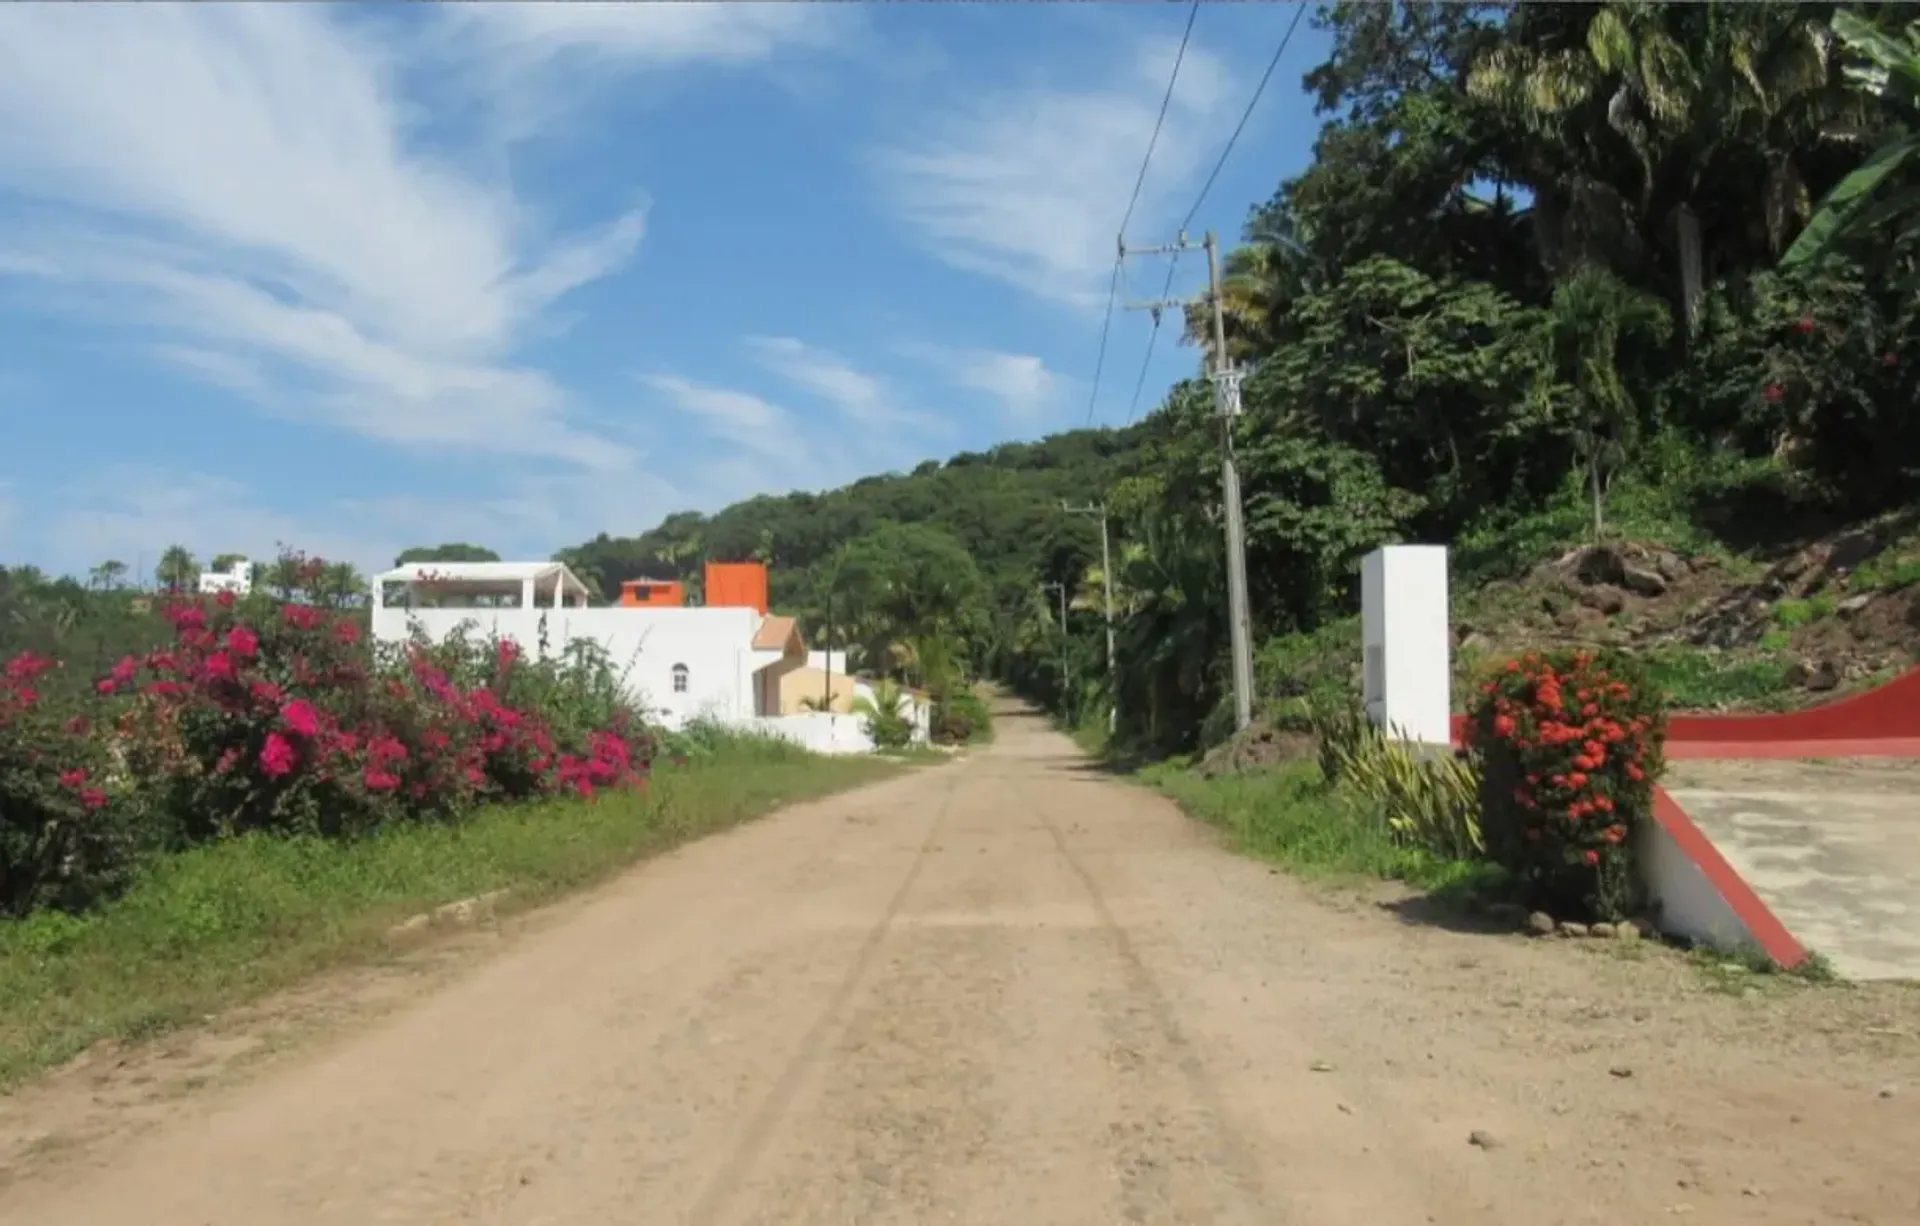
[368,559,928,753]
[197,556,253,597]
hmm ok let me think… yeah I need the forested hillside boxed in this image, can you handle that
[523,5,1920,757]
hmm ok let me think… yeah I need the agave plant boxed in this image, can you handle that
[1308,701,1484,861]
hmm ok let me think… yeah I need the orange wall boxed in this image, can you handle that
[704,561,769,614]
[618,580,685,608]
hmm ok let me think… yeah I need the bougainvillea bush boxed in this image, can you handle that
[0,652,142,915]
[1471,648,1667,922]
[2,574,652,917]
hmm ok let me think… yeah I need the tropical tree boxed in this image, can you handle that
[394,543,500,566]
[851,678,915,750]
[1541,266,1675,539]
[88,559,128,591]
[1782,10,1920,273]
[155,545,199,592]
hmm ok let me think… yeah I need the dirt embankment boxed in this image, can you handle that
[1457,519,1920,703]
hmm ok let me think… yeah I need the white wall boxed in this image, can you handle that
[1637,816,1764,956]
[1361,545,1452,746]
[372,605,765,729]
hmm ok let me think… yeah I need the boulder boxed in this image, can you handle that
[1620,566,1669,598]
[1574,546,1627,588]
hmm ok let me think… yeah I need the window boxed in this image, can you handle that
[671,663,689,693]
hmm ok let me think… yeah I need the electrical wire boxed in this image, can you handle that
[1124,2,1311,425]
[1085,0,1201,429]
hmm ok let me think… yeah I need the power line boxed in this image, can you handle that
[1085,0,1201,429]
[1124,3,1310,425]
[1181,1,1308,234]
[1120,0,1200,243]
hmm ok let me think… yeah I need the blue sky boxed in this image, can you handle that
[0,2,1331,580]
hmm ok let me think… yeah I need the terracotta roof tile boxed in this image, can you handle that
[752,615,799,651]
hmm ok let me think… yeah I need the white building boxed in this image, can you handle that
[198,556,254,597]
[367,561,920,753]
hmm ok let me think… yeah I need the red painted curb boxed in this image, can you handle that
[1450,665,1920,751]
[1650,786,1809,971]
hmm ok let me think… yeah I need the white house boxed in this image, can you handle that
[198,556,254,597]
[369,560,826,733]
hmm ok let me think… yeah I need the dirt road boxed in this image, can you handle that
[2,701,1915,1225]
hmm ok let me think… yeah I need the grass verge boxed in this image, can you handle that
[0,733,901,1089]
[1141,758,1497,897]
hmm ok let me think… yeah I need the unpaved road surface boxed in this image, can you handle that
[2,702,1916,1225]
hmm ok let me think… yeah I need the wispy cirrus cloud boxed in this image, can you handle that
[0,4,839,477]
[746,335,949,434]
[903,342,1063,423]
[871,33,1236,310]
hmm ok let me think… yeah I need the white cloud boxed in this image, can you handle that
[640,374,803,462]
[0,5,716,470]
[745,336,949,434]
[441,2,849,70]
[31,462,678,581]
[904,343,1062,422]
[432,3,856,141]
[872,34,1236,309]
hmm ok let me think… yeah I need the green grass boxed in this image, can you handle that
[0,734,901,1088]
[1640,646,1799,712]
[1142,759,1495,896]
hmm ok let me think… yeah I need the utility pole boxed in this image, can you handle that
[1121,230,1255,731]
[1062,501,1117,734]
[1041,581,1069,694]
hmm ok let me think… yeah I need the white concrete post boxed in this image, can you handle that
[552,577,563,608]
[520,577,535,610]
[1360,545,1452,747]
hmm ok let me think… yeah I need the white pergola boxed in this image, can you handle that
[371,561,593,611]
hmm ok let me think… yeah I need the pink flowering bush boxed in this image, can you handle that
[3,565,652,915]
[0,652,138,914]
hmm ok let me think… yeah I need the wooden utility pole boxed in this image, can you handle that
[1062,501,1117,734]
[1121,230,1255,731]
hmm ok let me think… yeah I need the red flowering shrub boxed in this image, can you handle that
[4,559,652,915]
[1471,648,1667,921]
[0,652,138,915]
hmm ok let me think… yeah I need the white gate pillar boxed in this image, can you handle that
[1360,545,1452,747]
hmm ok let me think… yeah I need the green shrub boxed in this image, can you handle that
[1471,648,1666,921]
[852,679,915,751]
[1309,702,1483,862]
[930,687,991,745]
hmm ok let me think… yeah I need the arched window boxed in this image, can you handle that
[671,663,689,693]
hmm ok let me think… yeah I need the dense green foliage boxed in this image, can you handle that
[558,3,1918,758]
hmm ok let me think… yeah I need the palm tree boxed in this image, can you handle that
[1469,2,1858,331]
[852,678,915,750]
[89,560,128,591]
[1543,266,1673,541]
[155,545,198,593]
[316,561,367,608]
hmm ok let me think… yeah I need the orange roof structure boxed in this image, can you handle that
[752,615,802,652]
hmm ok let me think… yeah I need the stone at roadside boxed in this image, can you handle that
[1786,658,1841,691]
[1559,921,1590,938]
[1615,922,1641,943]
[1838,593,1872,616]
[1527,911,1557,936]
[1589,921,1617,939]
[1609,1065,1633,1079]
[1468,1129,1499,1150]
[1620,566,1668,598]
[1877,1085,1897,1100]
[1309,1060,1334,1073]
